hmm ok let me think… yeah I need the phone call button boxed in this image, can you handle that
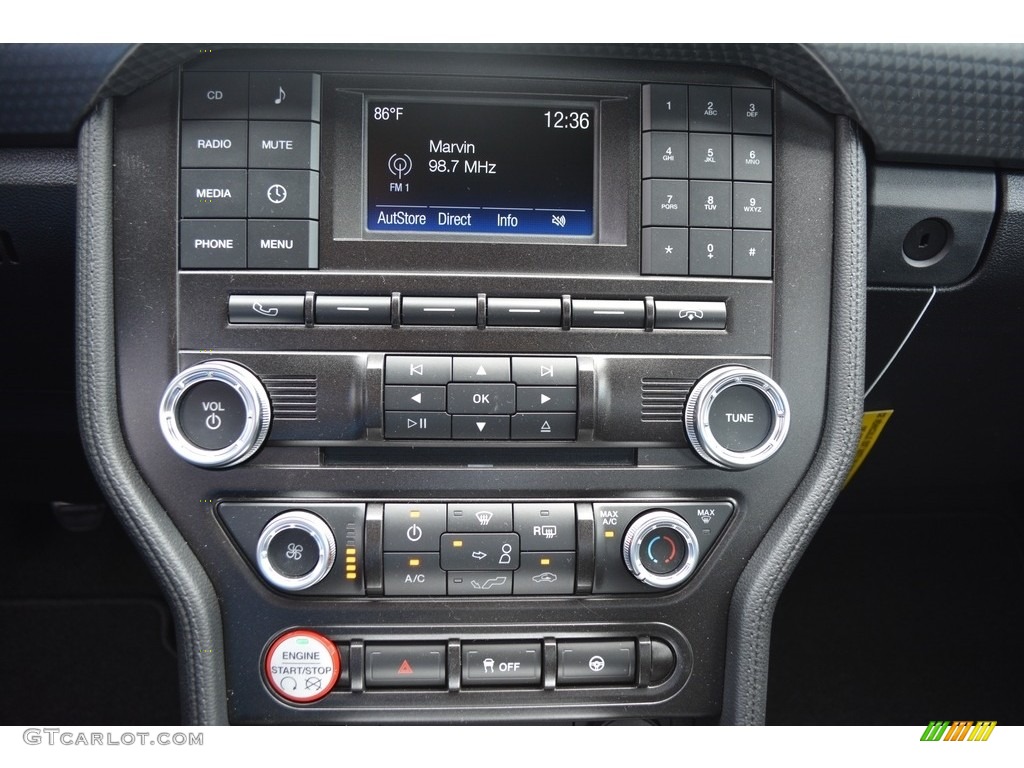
[228,294,305,324]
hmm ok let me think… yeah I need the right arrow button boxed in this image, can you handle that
[516,386,577,412]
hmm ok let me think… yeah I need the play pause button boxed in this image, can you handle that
[452,415,511,439]
[384,411,451,439]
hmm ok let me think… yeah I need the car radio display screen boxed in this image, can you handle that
[365,99,596,237]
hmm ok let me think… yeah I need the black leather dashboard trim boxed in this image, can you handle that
[721,116,866,725]
[75,99,229,725]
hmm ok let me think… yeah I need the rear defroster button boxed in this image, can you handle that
[265,630,340,703]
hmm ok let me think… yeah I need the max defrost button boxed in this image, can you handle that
[264,630,340,703]
[462,643,542,686]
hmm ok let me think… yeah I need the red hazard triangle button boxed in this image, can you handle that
[397,659,414,675]
[366,645,446,687]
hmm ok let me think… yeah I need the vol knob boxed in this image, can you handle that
[158,360,271,468]
[684,366,790,469]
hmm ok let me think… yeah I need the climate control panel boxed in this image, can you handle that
[219,499,734,597]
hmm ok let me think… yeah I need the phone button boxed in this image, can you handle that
[228,294,305,324]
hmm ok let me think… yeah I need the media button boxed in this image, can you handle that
[180,169,247,218]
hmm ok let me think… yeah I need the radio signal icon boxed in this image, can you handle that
[387,153,413,179]
[551,214,567,228]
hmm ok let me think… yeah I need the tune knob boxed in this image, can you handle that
[158,360,271,468]
[622,510,699,588]
[684,365,790,469]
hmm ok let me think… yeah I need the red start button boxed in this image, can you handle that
[264,630,340,703]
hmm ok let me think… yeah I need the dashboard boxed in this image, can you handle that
[11,42,1024,726]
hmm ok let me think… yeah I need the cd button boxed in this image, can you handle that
[181,72,249,120]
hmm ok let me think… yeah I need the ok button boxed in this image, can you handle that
[447,383,515,415]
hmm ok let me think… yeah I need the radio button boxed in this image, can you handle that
[643,84,688,131]
[642,132,688,179]
[516,386,577,413]
[182,72,249,120]
[382,554,446,596]
[514,552,575,595]
[732,182,772,230]
[689,86,732,133]
[385,385,446,412]
[688,133,733,181]
[383,503,447,552]
[486,298,561,328]
[642,227,689,276]
[511,357,576,386]
[733,87,773,135]
[733,135,773,182]
[447,383,515,415]
[452,356,511,382]
[248,121,320,170]
[247,169,318,219]
[511,412,577,440]
[689,228,733,277]
[385,356,452,385]
[228,294,305,324]
[451,415,511,440]
[180,169,247,218]
[689,180,732,228]
[402,296,477,326]
[316,295,391,325]
[572,299,645,329]
[180,120,247,168]
[642,179,688,227]
[733,230,773,278]
[654,301,727,330]
[514,502,576,551]
[448,503,513,533]
[383,411,451,440]
[250,72,321,121]
[247,220,318,269]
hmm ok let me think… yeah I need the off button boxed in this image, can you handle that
[264,630,340,703]
[176,379,248,450]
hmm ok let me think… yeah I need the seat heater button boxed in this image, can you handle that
[264,630,340,703]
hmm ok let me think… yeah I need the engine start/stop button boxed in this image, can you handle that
[264,629,340,703]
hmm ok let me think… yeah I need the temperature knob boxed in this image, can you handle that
[622,510,699,589]
[158,360,271,468]
[684,365,790,469]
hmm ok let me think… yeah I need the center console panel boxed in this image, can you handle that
[109,49,837,723]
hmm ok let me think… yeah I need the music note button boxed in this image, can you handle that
[249,73,321,121]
